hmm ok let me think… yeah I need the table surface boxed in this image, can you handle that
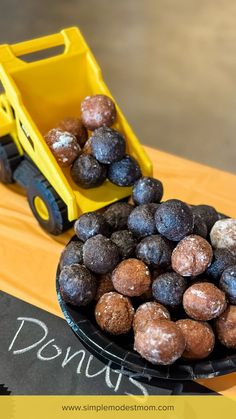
[0,145,236,395]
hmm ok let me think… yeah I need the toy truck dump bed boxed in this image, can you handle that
[0,27,152,234]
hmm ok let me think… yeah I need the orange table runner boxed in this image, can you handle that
[0,146,236,395]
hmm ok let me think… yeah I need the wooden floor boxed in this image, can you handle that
[0,0,236,173]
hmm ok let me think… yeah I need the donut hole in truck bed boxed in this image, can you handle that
[10,48,152,210]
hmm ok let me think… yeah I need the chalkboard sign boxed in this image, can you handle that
[0,291,215,395]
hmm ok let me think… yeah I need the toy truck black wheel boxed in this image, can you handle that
[0,135,21,184]
[27,175,72,235]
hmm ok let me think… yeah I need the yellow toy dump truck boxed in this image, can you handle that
[0,27,152,234]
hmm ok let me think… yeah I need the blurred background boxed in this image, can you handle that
[0,0,236,173]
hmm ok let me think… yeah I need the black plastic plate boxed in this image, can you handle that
[56,236,236,382]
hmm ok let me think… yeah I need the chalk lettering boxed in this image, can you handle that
[112,366,148,398]
[85,355,114,389]
[62,347,86,374]
[37,339,62,361]
[8,316,149,396]
[8,317,48,354]
[126,376,148,398]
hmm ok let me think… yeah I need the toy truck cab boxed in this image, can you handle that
[0,27,152,234]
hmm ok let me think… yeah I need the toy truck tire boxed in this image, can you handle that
[27,175,72,235]
[0,136,21,184]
